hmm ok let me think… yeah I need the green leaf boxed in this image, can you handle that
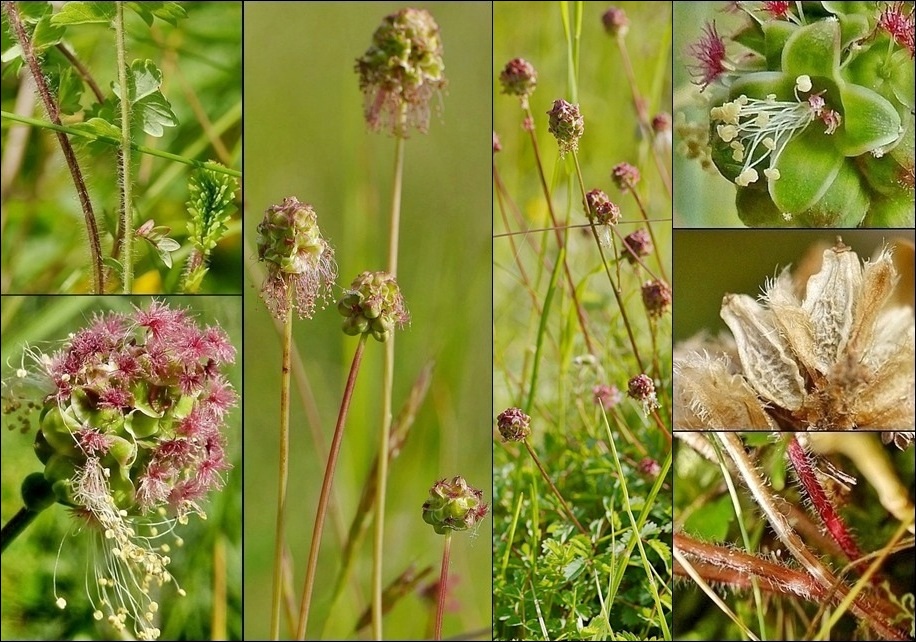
[186,165,238,254]
[835,82,902,156]
[646,539,671,574]
[561,558,586,582]
[113,60,179,137]
[18,2,53,22]
[125,1,187,26]
[129,59,163,102]
[70,117,121,141]
[781,19,840,79]
[57,68,84,115]
[771,124,844,213]
[1,44,23,64]
[135,91,179,137]
[684,494,734,542]
[50,2,115,25]
[31,15,65,51]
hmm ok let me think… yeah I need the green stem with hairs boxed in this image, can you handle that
[296,334,370,640]
[114,1,133,292]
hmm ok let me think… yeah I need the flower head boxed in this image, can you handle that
[628,374,659,415]
[878,1,915,58]
[583,189,620,226]
[422,476,489,535]
[641,279,672,317]
[611,162,641,191]
[257,197,337,320]
[9,302,237,640]
[687,21,729,91]
[499,57,537,104]
[638,457,661,477]
[496,406,531,442]
[601,6,629,38]
[622,229,653,264]
[762,1,794,20]
[355,7,447,136]
[593,384,622,410]
[674,240,915,438]
[546,99,584,156]
[337,271,409,342]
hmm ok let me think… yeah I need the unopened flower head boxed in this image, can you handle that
[601,6,629,38]
[8,301,237,640]
[257,196,337,320]
[628,374,659,415]
[356,7,447,136]
[583,189,620,226]
[496,406,531,442]
[421,475,489,535]
[642,279,672,317]
[593,384,622,410]
[674,239,915,438]
[547,99,584,156]
[611,162,641,191]
[499,57,537,105]
[622,229,653,264]
[337,271,409,342]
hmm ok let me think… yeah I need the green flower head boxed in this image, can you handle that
[421,476,489,535]
[337,271,409,342]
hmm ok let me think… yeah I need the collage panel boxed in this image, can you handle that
[494,3,673,640]
[673,1,914,228]
[0,1,242,294]
[242,2,492,641]
[674,430,915,639]
[0,295,242,640]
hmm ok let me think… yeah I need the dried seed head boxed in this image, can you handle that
[642,279,672,317]
[622,229,653,264]
[583,189,620,225]
[421,476,489,535]
[337,271,409,342]
[547,99,584,156]
[355,8,447,136]
[601,6,629,38]
[257,197,337,320]
[496,406,531,442]
[611,162,641,191]
[499,57,537,103]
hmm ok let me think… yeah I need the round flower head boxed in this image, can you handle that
[622,229,653,264]
[611,162,641,191]
[583,189,620,226]
[421,476,489,535]
[638,457,661,477]
[641,279,672,317]
[496,406,531,442]
[337,271,409,342]
[499,57,537,105]
[355,7,447,136]
[10,301,237,640]
[601,6,629,38]
[257,197,337,320]
[593,384,622,410]
[628,373,659,415]
[547,99,584,157]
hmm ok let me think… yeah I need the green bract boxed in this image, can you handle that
[421,476,488,535]
[701,4,914,227]
[336,271,409,343]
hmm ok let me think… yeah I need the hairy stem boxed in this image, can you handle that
[0,506,40,553]
[114,1,133,292]
[269,302,293,641]
[2,1,104,292]
[296,334,369,640]
[434,531,453,641]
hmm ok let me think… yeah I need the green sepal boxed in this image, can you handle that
[735,186,795,228]
[40,406,82,458]
[835,83,902,156]
[771,125,844,213]
[781,19,840,80]
[863,193,916,227]
[763,21,796,69]
[792,159,869,227]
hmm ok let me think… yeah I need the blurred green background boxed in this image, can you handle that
[0,1,242,293]
[0,295,242,640]
[243,3,492,640]
[674,229,916,342]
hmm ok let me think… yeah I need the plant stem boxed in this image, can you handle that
[296,334,369,640]
[627,189,668,283]
[372,116,406,642]
[0,111,242,177]
[114,1,134,293]
[433,531,452,641]
[0,506,40,553]
[523,440,588,537]
[2,2,104,292]
[269,303,293,641]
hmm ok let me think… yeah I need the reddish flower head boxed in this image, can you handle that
[878,1,915,58]
[762,1,793,19]
[687,21,728,91]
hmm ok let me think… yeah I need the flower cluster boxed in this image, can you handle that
[546,99,584,156]
[641,279,672,317]
[355,7,447,136]
[593,384,622,410]
[421,476,489,535]
[628,374,659,415]
[622,229,653,264]
[496,407,531,442]
[336,271,409,342]
[601,6,629,38]
[23,301,237,639]
[257,196,337,320]
[499,57,537,104]
[611,162,640,191]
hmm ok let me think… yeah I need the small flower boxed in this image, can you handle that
[878,1,915,58]
[546,99,584,156]
[583,189,620,225]
[496,407,531,442]
[628,374,659,415]
[622,229,653,264]
[257,196,338,320]
[499,57,537,105]
[762,1,794,20]
[641,279,672,317]
[336,271,409,342]
[493,131,502,153]
[638,457,661,477]
[355,7,447,136]
[687,21,729,91]
[422,476,489,535]
[611,162,641,191]
[593,384,622,410]
[652,112,672,134]
[601,6,629,38]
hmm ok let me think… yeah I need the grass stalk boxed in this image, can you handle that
[523,440,588,537]
[114,1,134,293]
[296,334,370,640]
[433,531,453,641]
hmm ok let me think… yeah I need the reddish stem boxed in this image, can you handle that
[434,532,452,641]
